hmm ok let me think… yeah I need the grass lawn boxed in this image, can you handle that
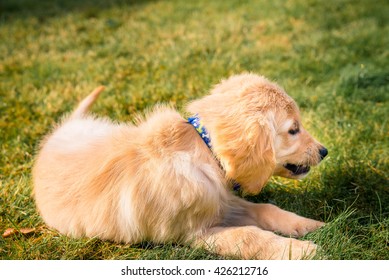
[0,0,388,260]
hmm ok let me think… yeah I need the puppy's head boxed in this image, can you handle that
[187,73,327,194]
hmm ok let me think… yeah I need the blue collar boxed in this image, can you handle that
[187,114,212,149]
[187,114,241,191]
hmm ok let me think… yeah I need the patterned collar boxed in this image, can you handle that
[187,114,241,191]
[187,114,212,149]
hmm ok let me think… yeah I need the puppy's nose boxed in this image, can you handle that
[319,147,328,160]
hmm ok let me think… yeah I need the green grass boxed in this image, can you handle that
[0,0,388,260]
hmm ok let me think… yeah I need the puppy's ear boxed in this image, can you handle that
[215,115,276,194]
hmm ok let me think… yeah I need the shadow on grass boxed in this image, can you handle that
[300,0,388,30]
[245,162,388,224]
[245,162,388,259]
[0,0,157,22]
[340,69,389,103]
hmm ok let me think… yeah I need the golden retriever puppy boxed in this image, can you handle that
[33,73,328,260]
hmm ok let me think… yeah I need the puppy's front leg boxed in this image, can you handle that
[247,203,325,237]
[194,226,316,260]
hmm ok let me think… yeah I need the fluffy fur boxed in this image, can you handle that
[33,74,327,259]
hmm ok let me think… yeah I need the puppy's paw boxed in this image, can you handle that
[280,239,318,260]
[287,218,325,237]
[263,235,318,260]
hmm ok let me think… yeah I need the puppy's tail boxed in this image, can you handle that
[70,86,105,119]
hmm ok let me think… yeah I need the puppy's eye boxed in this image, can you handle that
[288,128,299,135]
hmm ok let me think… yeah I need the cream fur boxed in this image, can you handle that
[33,73,327,259]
